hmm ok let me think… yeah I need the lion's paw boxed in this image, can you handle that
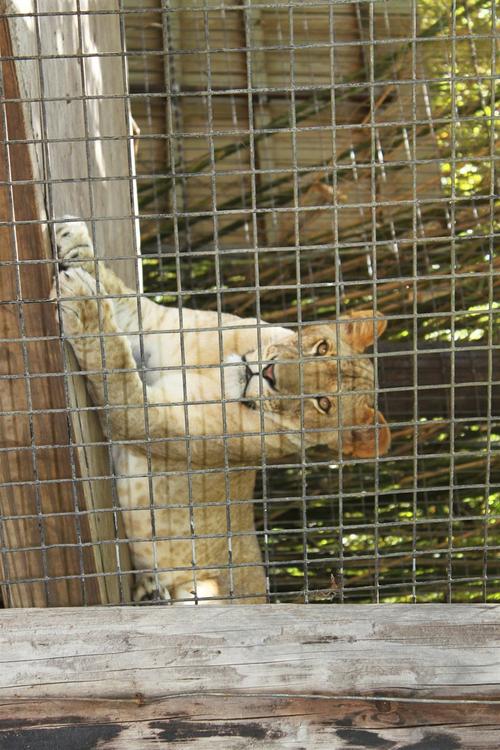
[55,217,94,266]
[133,574,172,604]
[56,267,100,335]
[59,266,97,298]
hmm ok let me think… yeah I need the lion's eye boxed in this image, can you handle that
[315,340,329,356]
[317,396,331,413]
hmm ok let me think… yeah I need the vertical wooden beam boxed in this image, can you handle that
[360,2,443,217]
[0,1,136,606]
[0,14,101,606]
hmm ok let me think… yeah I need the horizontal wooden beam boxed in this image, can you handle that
[377,341,499,421]
[0,604,498,748]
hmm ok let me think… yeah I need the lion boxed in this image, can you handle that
[54,219,390,604]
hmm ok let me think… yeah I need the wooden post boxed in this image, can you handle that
[378,342,500,423]
[0,1,137,606]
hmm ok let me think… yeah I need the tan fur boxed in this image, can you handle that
[54,220,390,604]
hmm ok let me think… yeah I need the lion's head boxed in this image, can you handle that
[230,310,390,459]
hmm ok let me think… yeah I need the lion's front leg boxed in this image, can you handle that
[56,267,192,458]
[58,267,125,365]
[57,267,149,442]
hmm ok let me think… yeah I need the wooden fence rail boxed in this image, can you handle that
[0,604,499,748]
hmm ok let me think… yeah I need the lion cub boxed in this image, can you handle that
[55,219,390,604]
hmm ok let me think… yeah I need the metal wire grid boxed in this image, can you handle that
[0,0,498,607]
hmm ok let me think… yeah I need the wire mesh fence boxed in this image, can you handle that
[0,0,498,608]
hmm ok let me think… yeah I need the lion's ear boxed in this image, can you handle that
[340,310,387,352]
[351,407,391,458]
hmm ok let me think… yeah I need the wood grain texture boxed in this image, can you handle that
[6,0,141,288]
[0,1,136,605]
[0,11,101,608]
[0,604,499,748]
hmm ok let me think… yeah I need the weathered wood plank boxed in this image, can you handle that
[0,696,499,749]
[0,604,498,748]
[3,604,498,700]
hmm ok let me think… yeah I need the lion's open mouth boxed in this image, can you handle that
[240,354,279,409]
[261,363,274,389]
